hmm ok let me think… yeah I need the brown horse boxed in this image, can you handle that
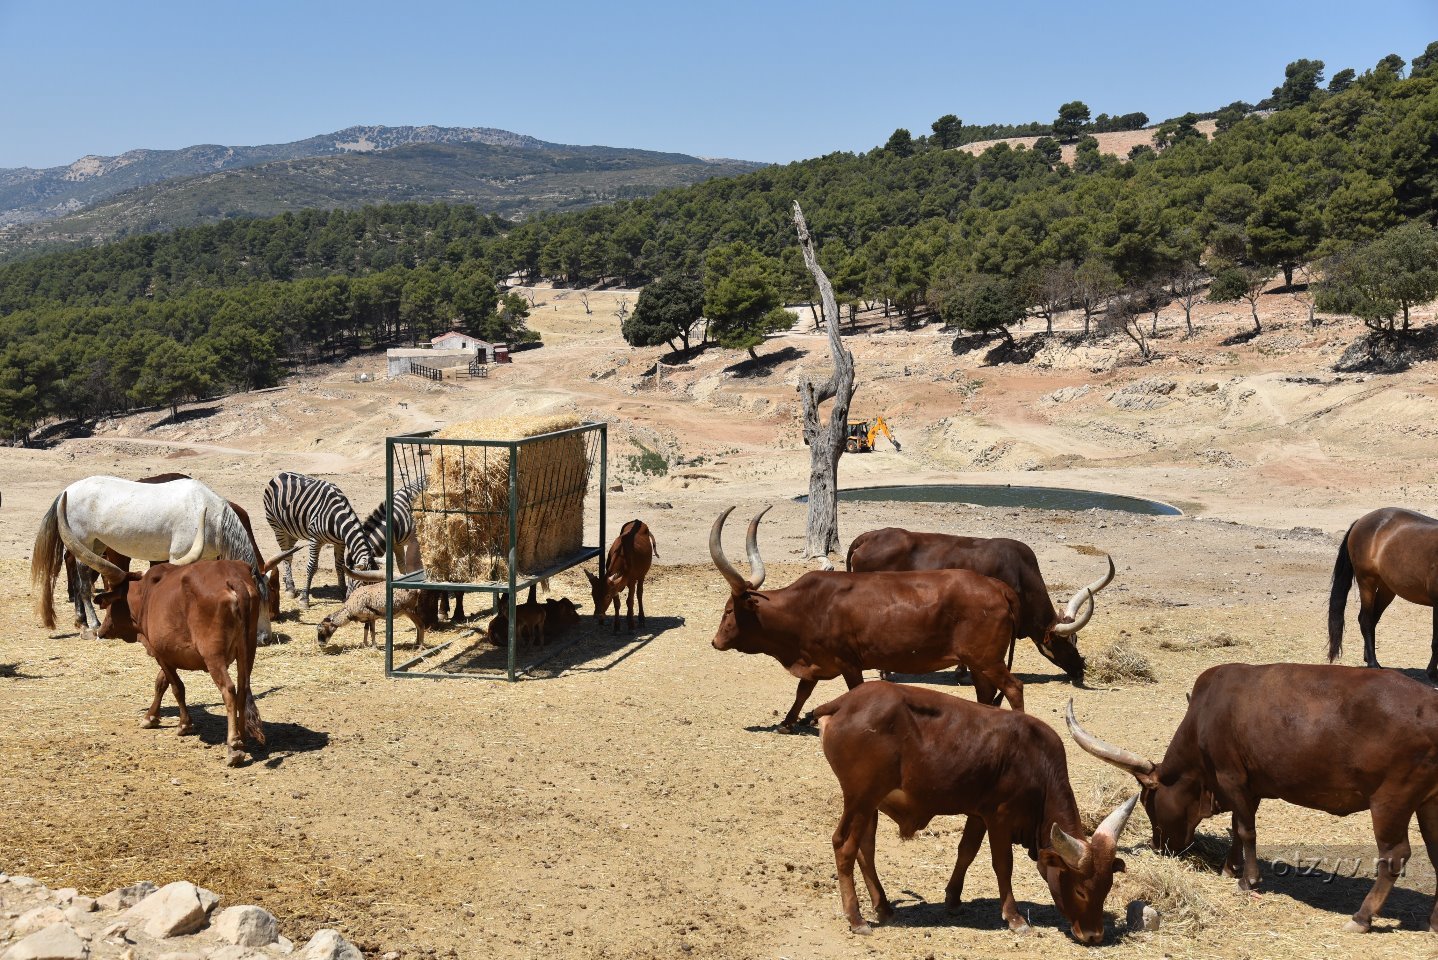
[1329,507,1438,678]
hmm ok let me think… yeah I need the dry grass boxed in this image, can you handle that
[1118,849,1222,935]
[1088,642,1158,685]
[1159,631,1246,651]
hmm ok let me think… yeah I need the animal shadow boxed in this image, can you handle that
[148,701,328,767]
[1250,854,1435,930]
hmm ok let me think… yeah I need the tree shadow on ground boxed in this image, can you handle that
[1220,328,1261,347]
[723,346,805,378]
[147,405,220,430]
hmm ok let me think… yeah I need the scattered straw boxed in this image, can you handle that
[1159,631,1246,652]
[1119,848,1221,934]
[1081,771,1144,834]
[414,414,588,582]
[1087,642,1157,685]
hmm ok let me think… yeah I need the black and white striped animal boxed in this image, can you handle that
[263,472,383,609]
[359,477,428,570]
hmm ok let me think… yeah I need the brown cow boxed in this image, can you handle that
[847,528,1113,683]
[710,507,1025,728]
[585,519,657,632]
[1329,507,1438,677]
[1067,663,1438,933]
[815,682,1135,943]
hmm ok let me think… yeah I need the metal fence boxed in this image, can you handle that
[408,360,443,381]
[383,422,607,680]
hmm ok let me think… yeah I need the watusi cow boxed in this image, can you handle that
[1067,663,1438,933]
[847,528,1113,683]
[709,507,1025,728]
[814,682,1136,943]
[585,519,657,631]
[68,533,296,767]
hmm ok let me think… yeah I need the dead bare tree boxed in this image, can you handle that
[1293,263,1319,327]
[578,291,592,315]
[1171,261,1205,337]
[614,297,630,324]
[794,201,856,566]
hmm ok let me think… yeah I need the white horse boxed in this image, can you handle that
[32,476,271,641]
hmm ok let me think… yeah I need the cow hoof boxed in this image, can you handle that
[874,903,895,923]
[1343,919,1370,934]
[140,717,159,729]
[848,922,872,936]
[226,747,246,768]
[1007,920,1032,935]
[943,892,962,911]
[178,723,196,737]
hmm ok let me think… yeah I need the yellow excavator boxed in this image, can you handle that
[845,415,901,453]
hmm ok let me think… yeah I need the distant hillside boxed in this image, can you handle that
[0,138,761,257]
[0,125,560,228]
[958,121,1219,163]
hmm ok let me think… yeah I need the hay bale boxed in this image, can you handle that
[413,415,589,582]
[1087,642,1157,685]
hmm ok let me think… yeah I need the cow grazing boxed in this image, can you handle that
[585,519,657,632]
[847,528,1113,683]
[815,682,1135,943]
[1329,507,1438,678]
[709,507,1025,728]
[1067,663,1438,933]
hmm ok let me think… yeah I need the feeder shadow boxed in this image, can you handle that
[408,615,687,678]
[0,663,39,680]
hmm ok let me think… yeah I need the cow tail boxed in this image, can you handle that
[1328,523,1357,662]
[241,582,265,746]
[31,497,61,629]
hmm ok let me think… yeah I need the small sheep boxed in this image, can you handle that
[316,583,426,649]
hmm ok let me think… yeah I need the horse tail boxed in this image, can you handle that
[1328,523,1357,662]
[30,496,62,629]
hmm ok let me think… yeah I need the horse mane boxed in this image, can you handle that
[218,504,267,601]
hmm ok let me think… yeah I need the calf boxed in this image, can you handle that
[711,507,1025,728]
[487,584,546,648]
[93,560,267,767]
[1067,663,1438,932]
[316,580,425,649]
[815,682,1135,943]
[585,519,657,631]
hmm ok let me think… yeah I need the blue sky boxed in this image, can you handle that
[0,0,1433,169]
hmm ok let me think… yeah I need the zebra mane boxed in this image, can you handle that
[218,504,268,599]
[361,477,427,552]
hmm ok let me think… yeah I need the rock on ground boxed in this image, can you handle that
[214,906,279,948]
[299,930,363,960]
[119,882,219,939]
[1,922,90,960]
[95,883,156,912]
[13,906,66,937]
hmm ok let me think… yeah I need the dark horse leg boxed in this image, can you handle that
[1429,605,1438,682]
[1357,582,1394,670]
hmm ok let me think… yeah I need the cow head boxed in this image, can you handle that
[583,567,620,617]
[94,573,146,643]
[1065,701,1208,855]
[1042,556,1115,684]
[1037,795,1136,945]
[544,597,581,631]
[709,506,770,652]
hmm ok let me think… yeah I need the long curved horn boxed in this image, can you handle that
[1052,588,1095,636]
[344,565,387,584]
[1065,700,1155,776]
[174,506,206,565]
[262,544,304,574]
[746,506,771,591]
[1066,555,1116,616]
[1092,794,1140,845]
[710,507,748,595]
[55,493,127,581]
[1050,823,1089,872]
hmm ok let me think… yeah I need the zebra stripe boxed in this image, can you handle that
[359,477,427,557]
[263,471,376,606]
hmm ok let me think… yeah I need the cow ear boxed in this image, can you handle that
[1037,849,1063,873]
[1112,857,1126,874]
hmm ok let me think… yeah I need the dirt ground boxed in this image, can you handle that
[5,284,1438,959]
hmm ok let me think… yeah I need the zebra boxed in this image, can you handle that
[358,476,428,571]
[263,472,382,609]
